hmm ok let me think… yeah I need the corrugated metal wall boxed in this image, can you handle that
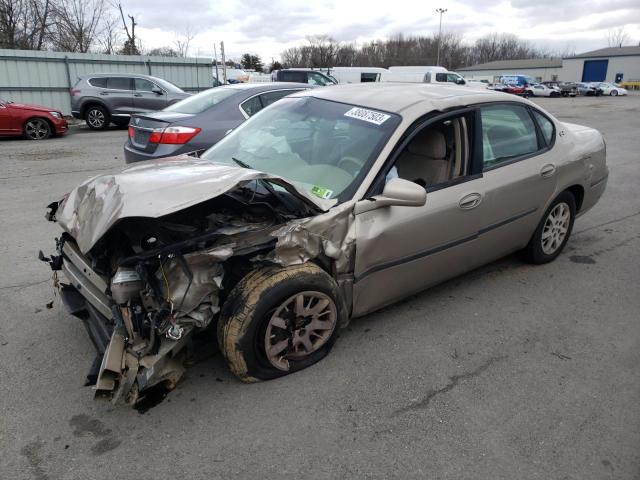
[0,49,214,115]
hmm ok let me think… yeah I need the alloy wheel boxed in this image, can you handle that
[24,119,50,140]
[541,202,570,255]
[264,291,338,371]
[87,108,105,128]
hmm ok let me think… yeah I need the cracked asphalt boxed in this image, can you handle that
[1,95,639,479]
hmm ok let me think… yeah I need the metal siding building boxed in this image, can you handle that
[458,58,564,83]
[0,49,214,115]
[562,46,640,83]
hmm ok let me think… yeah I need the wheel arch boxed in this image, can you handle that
[80,100,109,118]
[565,184,585,212]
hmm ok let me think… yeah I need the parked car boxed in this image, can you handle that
[596,82,628,96]
[271,69,337,85]
[576,83,602,96]
[124,83,310,163]
[503,84,526,95]
[70,73,191,130]
[0,98,67,140]
[488,83,508,91]
[42,84,608,406]
[525,83,562,97]
[542,81,577,97]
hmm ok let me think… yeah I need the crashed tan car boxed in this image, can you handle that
[42,84,608,405]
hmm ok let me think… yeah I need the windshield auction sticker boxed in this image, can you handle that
[344,107,391,125]
[311,185,334,199]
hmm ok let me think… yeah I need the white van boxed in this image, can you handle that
[381,66,467,86]
[325,67,388,83]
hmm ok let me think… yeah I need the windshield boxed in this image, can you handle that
[154,77,185,93]
[164,87,238,114]
[201,96,400,201]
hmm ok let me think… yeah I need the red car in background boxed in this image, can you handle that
[0,98,68,140]
[503,84,526,95]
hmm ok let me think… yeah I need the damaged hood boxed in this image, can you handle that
[57,156,330,254]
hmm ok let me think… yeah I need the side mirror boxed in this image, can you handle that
[456,78,466,85]
[152,86,164,95]
[354,178,426,215]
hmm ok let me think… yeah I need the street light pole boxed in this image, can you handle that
[436,8,447,66]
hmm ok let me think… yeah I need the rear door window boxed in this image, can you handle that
[240,95,263,117]
[280,71,306,83]
[480,104,539,169]
[88,77,107,88]
[107,77,132,90]
[259,90,301,108]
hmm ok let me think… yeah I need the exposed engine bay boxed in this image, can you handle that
[41,176,335,405]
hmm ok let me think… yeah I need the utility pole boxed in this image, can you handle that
[213,43,220,85]
[436,8,447,66]
[220,41,227,84]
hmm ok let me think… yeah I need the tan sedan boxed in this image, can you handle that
[43,83,608,405]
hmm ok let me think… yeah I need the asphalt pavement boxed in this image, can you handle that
[1,95,639,479]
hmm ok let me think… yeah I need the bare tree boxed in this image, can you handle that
[0,0,53,49]
[173,26,195,57]
[147,46,178,57]
[117,2,138,54]
[607,27,629,48]
[51,0,105,52]
[97,13,121,54]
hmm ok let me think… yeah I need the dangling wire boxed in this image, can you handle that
[158,255,174,314]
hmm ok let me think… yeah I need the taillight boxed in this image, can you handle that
[148,126,201,145]
[128,126,134,138]
[70,88,80,96]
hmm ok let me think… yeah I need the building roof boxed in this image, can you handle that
[458,58,562,71]
[564,46,640,59]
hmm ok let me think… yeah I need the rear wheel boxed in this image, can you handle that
[521,191,576,264]
[23,118,51,140]
[85,105,110,130]
[217,263,344,382]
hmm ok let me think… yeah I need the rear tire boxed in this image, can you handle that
[217,263,344,383]
[85,105,110,130]
[521,191,576,264]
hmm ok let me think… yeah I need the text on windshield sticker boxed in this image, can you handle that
[344,107,390,125]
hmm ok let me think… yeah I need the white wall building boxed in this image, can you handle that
[562,46,640,83]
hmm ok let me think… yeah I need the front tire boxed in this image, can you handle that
[23,118,51,140]
[85,105,110,130]
[521,191,576,264]
[218,263,344,382]
[611,90,618,96]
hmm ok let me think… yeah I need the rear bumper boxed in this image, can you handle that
[579,170,609,217]
[71,110,82,120]
[123,139,192,164]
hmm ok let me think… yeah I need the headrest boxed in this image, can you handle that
[407,130,446,159]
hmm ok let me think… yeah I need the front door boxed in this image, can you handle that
[352,111,485,316]
[132,78,168,113]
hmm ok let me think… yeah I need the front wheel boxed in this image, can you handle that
[611,90,618,96]
[521,191,576,264]
[218,263,344,382]
[24,118,51,140]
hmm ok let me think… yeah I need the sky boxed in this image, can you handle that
[123,0,640,62]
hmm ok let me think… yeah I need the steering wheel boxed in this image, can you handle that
[336,156,362,176]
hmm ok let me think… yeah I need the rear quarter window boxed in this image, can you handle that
[531,110,555,147]
[88,77,107,88]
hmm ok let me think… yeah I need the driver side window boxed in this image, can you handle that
[387,114,472,189]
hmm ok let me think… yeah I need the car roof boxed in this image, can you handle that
[289,82,511,115]
[81,73,159,80]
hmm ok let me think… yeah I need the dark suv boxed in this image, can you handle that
[271,69,337,86]
[70,73,190,130]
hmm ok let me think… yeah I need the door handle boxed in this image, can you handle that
[99,92,108,96]
[133,93,142,97]
[540,164,556,178]
[458,192,482,210]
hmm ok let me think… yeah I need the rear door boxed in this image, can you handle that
[133,78,168,113]
[105,77,134,115]
[471,102,559,262]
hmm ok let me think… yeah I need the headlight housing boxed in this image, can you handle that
[49,111,62,119]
